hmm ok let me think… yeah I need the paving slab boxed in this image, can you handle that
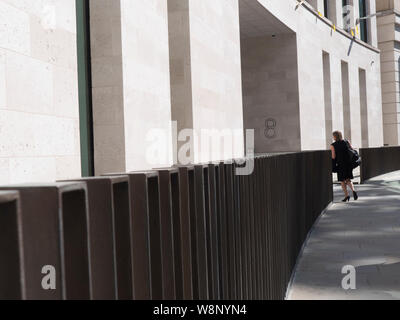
[287,171,400,300]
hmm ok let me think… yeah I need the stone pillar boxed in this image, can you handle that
[307,0,325,12]
[352,0,361,39]
[376,0,400,11]
[167,0,194,164]
[376,1,400,146]
[329,0,344,28]
[90,0,173,174]
[120,0,173,171]
[168,0,244,163]
[89,0,126,175]
[367,0,378,47]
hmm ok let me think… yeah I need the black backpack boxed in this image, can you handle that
[345,140,361,169]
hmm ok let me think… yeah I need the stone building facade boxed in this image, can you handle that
[0,0,386,183]
[376,0,400,146]
[0,0,81,184]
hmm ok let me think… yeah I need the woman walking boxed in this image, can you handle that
[331,131,359,202]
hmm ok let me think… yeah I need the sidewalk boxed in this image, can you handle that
[287,171,400,300]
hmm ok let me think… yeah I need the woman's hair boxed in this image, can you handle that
[333,131,343,141]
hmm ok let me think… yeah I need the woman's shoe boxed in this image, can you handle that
[353,191,358,201]
[342,196,350,202]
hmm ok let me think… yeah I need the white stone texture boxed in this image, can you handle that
[0,0,81,184]
[89,0,126,175]
[188,0,244,162]
[120,0,173,171]
[376,3,400,146]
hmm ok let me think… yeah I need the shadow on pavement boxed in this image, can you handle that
[288,171,400,300]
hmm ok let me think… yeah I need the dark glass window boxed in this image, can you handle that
[359,0,368,43]
[324,0,329,18]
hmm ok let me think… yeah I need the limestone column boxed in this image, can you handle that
[90,0,174,174]
[167,0,194,164]
[307,0,325,12]
[377,0,400,146]
[367,0,378,47]
[329,0,344,29]
[168,0,244,163]
[89,0,126,175]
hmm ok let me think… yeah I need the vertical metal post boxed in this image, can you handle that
[76,0,94,177]
[0,192,24,300]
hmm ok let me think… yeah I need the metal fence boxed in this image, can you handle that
[0,151,333,300]
[360,146,400,183]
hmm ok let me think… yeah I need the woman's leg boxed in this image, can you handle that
[341,181,349,197]
[346,179,355,193]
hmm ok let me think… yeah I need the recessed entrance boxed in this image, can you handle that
[240,0,300,153]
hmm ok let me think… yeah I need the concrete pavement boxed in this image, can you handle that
[287,171,400,300]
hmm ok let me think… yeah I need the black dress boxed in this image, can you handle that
[332,140,354,182]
